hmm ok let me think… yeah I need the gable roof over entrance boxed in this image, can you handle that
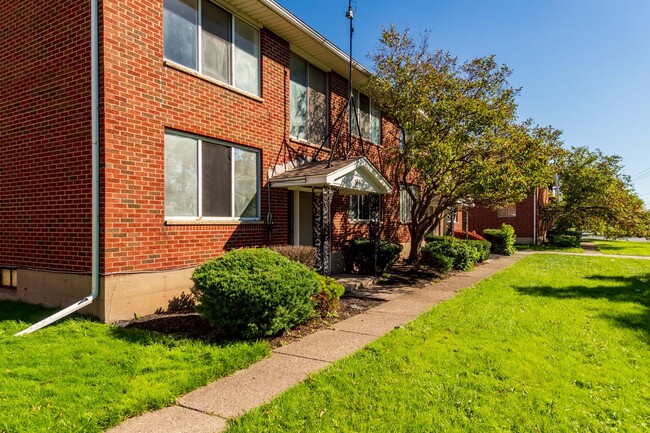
[269,157,392,195]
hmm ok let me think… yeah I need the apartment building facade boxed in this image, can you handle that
[0,0,415,321]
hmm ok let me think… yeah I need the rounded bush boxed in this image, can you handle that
[483,224,516,256]
[344,237,403,275]
[421,247,454,273]
[314,274,345,315]
[553,234,580,248]
[191,248,320,339]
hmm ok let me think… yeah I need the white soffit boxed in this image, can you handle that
[227,0,371,86]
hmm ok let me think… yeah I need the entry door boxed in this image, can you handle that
[292,190,313,246]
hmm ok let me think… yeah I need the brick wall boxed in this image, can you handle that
[2,0,410,280]
[0,1,93,273]
[467,189,549,241]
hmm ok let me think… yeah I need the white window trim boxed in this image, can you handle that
[164,0,261,96]
[164,130,261,222]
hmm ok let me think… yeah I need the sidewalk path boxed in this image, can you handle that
[104,253,532,433]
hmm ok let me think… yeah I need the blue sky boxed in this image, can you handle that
[277,0,650,206]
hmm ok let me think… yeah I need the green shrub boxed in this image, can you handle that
[314,275,345,315]
[191,248,320,339]
[483,224,516,256]
[420,248,454,273]
[423,237,481,271]
[563,229,583,241]
[344,237,403,275]
[466,239,492,262]
[424,234,453,243]
[553,234,580,248]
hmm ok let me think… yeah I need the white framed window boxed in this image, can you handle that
[350,89,381,145]
[399,185,418,223]
[349,194,380,222]
[164,131,260,220]
[496,205,517,218]
[164,0,260,96]
[290,53,328,145]
[447,209,459,224]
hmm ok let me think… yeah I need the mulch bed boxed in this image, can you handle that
[116,265,441,348]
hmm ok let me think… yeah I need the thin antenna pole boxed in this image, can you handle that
[346,0,354,154]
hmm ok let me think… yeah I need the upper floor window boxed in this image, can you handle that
[290,54,328,145]
[164,0,260,96]
[497,205,517,218]
[350,89,381,145]
[164,131,260,220]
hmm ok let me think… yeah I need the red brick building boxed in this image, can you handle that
[0,0,416,321]
[467,189,550,244]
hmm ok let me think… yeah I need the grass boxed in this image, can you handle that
[0,302,269,433]
[515,243,584,253]
[592,239,650,256]
[227,254,650,432]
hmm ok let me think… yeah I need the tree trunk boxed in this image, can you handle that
[408,225,424,264]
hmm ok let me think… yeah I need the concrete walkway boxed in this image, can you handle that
[105,253,524,433]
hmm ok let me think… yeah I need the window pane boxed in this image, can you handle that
[164,0,198,69]
[349,195,358,220]
[165,134,198,217]
[350,89,360,136]
[290,54,308,140]
[201,0,230,82]
[234,18,260,95]
[202,142,232,217]
[360,93,370,139]
[308,65,327,144]
[370,103,381,144]
[359,195,370,220]
[234,148,259,218]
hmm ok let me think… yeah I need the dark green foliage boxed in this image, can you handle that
[420,249,454,273]
[553,234,580,248]
[423,237,482,271]
[314,275,345,315]
[563,229,582,241]
[191,248,320,339]
[483,224,516,255]
[466,239,492,262]
[424,234,452,243]
[344,237,403,275]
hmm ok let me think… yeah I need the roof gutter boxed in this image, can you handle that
[257,0,372,78]
[16,0,100,335]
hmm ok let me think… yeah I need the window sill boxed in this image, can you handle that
[163,60,264,103]
[165,219,265,226]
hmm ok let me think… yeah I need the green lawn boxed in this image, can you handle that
[593,239,650,256]
[228,254,650,432]
[515,243,584,253]
[0,302,269,433]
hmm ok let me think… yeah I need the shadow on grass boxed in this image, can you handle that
[515,273,650,343]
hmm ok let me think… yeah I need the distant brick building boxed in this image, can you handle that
[1,0,417,321]
[468,189,549,244]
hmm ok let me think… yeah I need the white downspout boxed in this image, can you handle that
[533,188,538,245]
[16,0,100,336]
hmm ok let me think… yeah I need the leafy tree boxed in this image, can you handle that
[543,146,647,237]
[364,27,560,262]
